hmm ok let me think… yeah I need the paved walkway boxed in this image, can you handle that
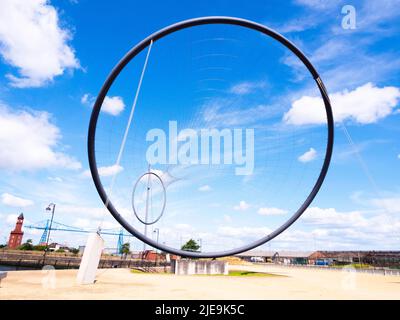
[0,264,399,299]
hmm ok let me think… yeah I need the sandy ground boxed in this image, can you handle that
[0,264,399,300]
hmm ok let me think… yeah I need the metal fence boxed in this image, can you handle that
[264,263,400,276]
[0,253,170,271]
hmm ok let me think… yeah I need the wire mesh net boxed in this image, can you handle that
[93,23,329,253]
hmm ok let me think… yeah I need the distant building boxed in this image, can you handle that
[78,246,86,255]
[141,250,161,262]
[362,251,400,267]
[48,243,70,252]
[236,250,312,264]
[236,250,400,268]
[308,251,355,265]
[102,247,118,255]
[130,251,141,259]
[309,251,400,267]
[8,213,24,249]
[140,250,179,262]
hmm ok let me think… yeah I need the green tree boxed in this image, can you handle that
[32,245,48,251]
[19,239,33,251]
[120,242,131,258]
[181,239,200,252]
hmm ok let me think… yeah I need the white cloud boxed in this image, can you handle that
[257,207,287,216]
[370,196,400,214]
[176,223,193,231]
[1,193,34,207]
[149,168,181,188]
[320,50,400,93]
[4,213,31,228]
[230,81,266,95]
[150,169,164,177]
[47,176,63,182]
[298,147,317,163]
[0,105,81,171]
[294,206,400,249]
[202,98,277,127]
[198,185,211,192]
[72,218,119,230]
[173,204,400,250]
[56,204,106,219]
[98,164,123,177]
[223,214,232,223]
[278,0,400,92]
[357,0,400,32]
[6,214,19,225]
[268,1,336,34]
[233,200,250,211]
[335,139,385,161]
[302,207,368,228]
[73,218,91,229]
[217,226,272,238]
[102,96,125,116]
[273,16,319,33]
[284,83,400,125]
[80,93,90,104]
[398,154,400,160]
[81,94,125,116]
[311,39,350,65]
[0,0,79,87]
[294,0,337,9]
[83,164,123,177]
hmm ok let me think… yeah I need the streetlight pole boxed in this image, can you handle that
[143,164,151,252]
[197,238,202,252]
[153,228,159,265]
[42,203,56,266]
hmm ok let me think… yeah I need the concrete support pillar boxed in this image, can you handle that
[76,233,104,285]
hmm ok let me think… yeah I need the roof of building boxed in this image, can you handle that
[236,250,400,259]
[18,213,24,219]
[48,242,69,248]
[235,250,313,258]
[309,251,400,259]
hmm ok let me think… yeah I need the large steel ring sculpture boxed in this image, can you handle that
[88,16,334,258]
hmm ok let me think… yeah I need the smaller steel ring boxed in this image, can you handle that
[132,171,166,225]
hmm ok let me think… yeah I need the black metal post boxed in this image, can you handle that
[154,228,159,266]
[42,203,56,267]
[198,238,202,252]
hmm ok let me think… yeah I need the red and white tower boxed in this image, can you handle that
[8,213,24,249]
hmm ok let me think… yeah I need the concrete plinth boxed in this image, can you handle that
[171,260,228,275]
[76,233,104,285]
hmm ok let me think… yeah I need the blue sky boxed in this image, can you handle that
[0,0,399,253]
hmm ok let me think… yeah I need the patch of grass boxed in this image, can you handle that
[333,263,372,269]
[131,269,146,274]
[196,270,281,277]
[227,270,280,277]
[130,268,282,277]
[351,263,372,269]
[130,268,169,275]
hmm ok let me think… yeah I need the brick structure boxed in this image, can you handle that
[8,213,24,249]
[140,250,180,262]
[141,250,162,262]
